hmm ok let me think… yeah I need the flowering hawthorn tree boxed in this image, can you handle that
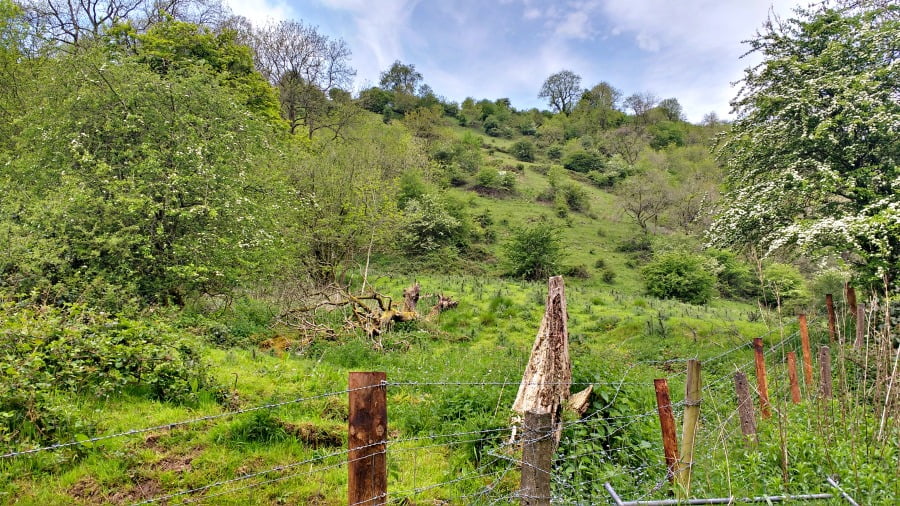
[709,2,899,282]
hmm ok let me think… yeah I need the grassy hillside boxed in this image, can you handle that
[6,119,895,505]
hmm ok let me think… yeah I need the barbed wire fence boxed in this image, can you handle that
[1,305,891,504]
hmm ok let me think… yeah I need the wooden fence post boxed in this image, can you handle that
[787,352,802,404]
[799,314,814,388]
[825,294,837,343]
[845,283,857,315]
[654,379,679,482]
[348,372,387,506]
[819,346,833,399]
[733,372,757,442]
[676,359,701,497]
[520,411,553,506]
[752,338,771,419]
[854,303,865,348]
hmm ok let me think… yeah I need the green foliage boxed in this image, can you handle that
[706,249,759,299]
[562,151,605,173]
[397,169,432,209]
[0,48,284,305]
[642,252,716,304]
[648,120,686,149]
[760,262,809,309]
[475,167,516,193]
[510,139,536,162]
[0,303,217,444]
[290,116,421,280]
[503,221,564,280]
[400,194,470,254]
[710,3,900,281]
[136,19,281,122]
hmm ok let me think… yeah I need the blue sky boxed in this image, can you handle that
[226,0,811,123]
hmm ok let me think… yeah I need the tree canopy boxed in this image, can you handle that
[709,2,900,282]
[538,70,582,114]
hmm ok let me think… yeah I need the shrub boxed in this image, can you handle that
[760,263,809,309]
[562,151,605,173]
[602,268,617,283]
[0,304,218,443]
[400,194,468,253]
[561,183,590,212]
[510,140,536,162]
[563,264,591,279]
[503,222,564,280]
[642,252,716,304]
[547,145,563,160]
[475,168,516,193]
[706,249,758,299]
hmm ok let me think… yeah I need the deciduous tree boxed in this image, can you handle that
[709,1,900,281]
[538,70,582,114]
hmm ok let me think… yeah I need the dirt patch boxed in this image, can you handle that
[142,433,166,452]
[68,476,104,503]
[107,478,161,504]
[150,445,203,474]
[282,422,344,448]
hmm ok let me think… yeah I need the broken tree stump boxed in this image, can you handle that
[513,276,571,441]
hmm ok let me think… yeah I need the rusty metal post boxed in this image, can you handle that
[654,379,679,482]
[348,372,387,506]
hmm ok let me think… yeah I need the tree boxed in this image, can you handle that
[709,2,900,281]
[289,115,426,282]
[538,70,582,114]
[657,97,684,122]
[624,91,658,121]
[20,0,228,49]
[379,60,422,95]
[252,20,357,138]
[504,221,564,280]
[573,81,624,131]
[617,168,673,232]
[0,46,284,304]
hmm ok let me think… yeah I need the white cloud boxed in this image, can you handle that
[224,0,294,25]
[596,0,809,121]
[313,0,420,92]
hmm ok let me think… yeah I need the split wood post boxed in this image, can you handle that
[653,379,679,482]
[676,359,701,498]
[520,411,553,506]
[825,294,837,343]
[845,283,857,315]
[348,372,387,506]
[819,346,833,399]
[787,352,802,404]
[513,276,571,435]
[513,276,570,504]
[854,303,865,348]
[752,338,771,419]
[733,372,757,442]
[799,314,814,388]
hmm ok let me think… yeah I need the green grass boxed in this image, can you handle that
[2,124,894,504]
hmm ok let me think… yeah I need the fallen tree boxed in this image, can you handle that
[278,282,458,340]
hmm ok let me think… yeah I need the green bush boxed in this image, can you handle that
[510,140,536,162]
[400,194,470,253]
[761,263,809,309]
[0,303,218,443]
[475,168,516,193]
[642,252,716,304]
[503,222,564,280]
[706,249,759,299]
[562,151,605,173]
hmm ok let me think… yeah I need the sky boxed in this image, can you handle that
[224,0,813,123]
